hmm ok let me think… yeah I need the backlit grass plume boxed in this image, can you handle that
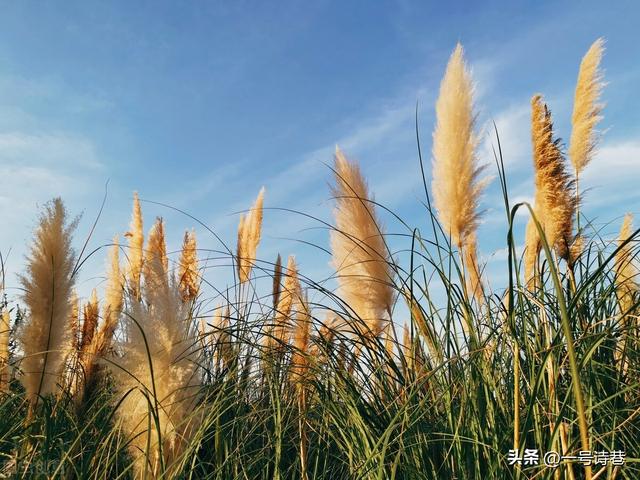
[0,308,9,393]
[19,198,77,404]
[615,213,638,314]
[126,192,144,299]
[80,289,99,353]
[178,230,199,303]
[144,217,169,301]
[237,188,265,284]
[527,95,576,264]
[330,147,393,337]
[269,255,301,350]
[78,238,124,403]
[114,278,201,477]
[569,38,605,177]
[96,235,124,356]
[431,43,487,300]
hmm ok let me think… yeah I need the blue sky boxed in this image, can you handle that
[1,1,639,311]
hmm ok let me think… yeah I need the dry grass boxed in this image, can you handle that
[330,147,393,337]
[569,38,605,176]
[237,187,265,284]
[18,198,77,405]
[431,44,488,301]
[527,95,576,265]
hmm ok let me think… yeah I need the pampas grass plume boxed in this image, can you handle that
[530,94,576,262]
[126,192,144,299]
[0,308,10,393]
[144,217,169,300]
[330,147,393,337]
[178,230,199,303]
[237,188,265,284]
[269,255,300,349]
[19,198,77,404]
[431,44,488,301]
[569,38,605,176]
[114,279,201,477]
[615,213,638,312]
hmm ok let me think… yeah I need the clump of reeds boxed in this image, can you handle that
[75,238,124,405]
[113,215,201,477]
[18,198,77,406]
[237,188,265,284]
[330,147,393,337]
[431,43,488,301]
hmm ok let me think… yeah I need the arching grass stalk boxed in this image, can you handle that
[525,203,591,480]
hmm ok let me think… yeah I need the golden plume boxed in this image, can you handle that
[269,255,301,349]
[569,38,605,176]
[96,236,124,356]
[143,217,169,301]
[330,147,393,337]
[125,192,144,299]
[529,94,576,263]
[0,308,10,393]
[431,44,488,301]
[19,198,77,404]
[113,279,201,477]
[291,292,311,384]
[178,230,200,303]
[237,188,265,284]
[80,289,99,354]
[615,213,638,314]
[524,217,540,284]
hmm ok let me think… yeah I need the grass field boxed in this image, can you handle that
[0,40,638,479]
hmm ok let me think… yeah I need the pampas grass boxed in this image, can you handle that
[569,38,605,177]
[144,217,169,301]
[80,289,99,353]
[177,230,199,303]
[114,273,201,477]
[431,44,488,301]
[330,147,393,337]
[19,198,77,405]
[527,95,576,264]
[2,38,640,480]
[126,192,144,300]
[0,308,9,393]
[615,213,638,313]
[237,188,265,284]
[76,238,124,404]
[269,255,300,350]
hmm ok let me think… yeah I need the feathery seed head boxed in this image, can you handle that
[19,198,77,403]
[330,148,394,337]
[615,213,638,313]
[178,230,200,303]
[431,43,488,249]
[0,308,10,393]
[126,192,144,299]
[530,94,576,261]
[144,217,169,301]
[80,289,99,353]
[569,38,605,175]
[237,188,265,284]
